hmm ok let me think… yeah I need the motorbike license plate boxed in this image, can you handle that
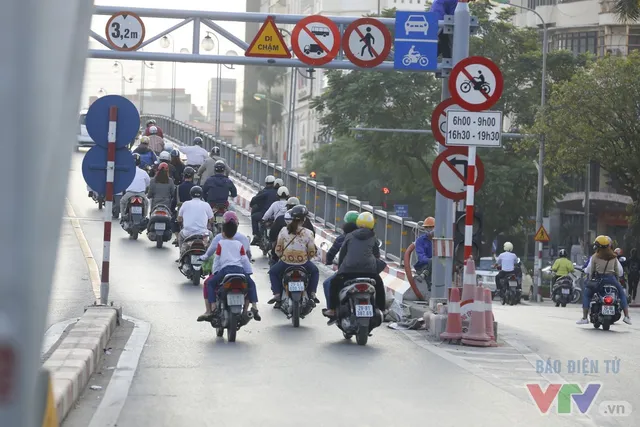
[155,223,166,231]
[191,255,203,265]
[355,304,374,318]
[288,281,305,292]
[226,294,245,306]
[215,215,224,224]
[508,280,518,288]
[601,305,615,316]
[561,288,570,295]
[131,206,143,214]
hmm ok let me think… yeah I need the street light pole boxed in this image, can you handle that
[139,58,153,114]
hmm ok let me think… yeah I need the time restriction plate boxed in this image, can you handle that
[445,110,503,148]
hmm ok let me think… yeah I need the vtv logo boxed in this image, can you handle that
[526,383,602,414]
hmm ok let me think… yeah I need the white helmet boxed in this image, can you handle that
[149,126,158,135]
[265,175,276,184]
[503,242,513,252]
[277,186,289,198]
[159,151,171,161]
[286,196,300,207]
[284,210,292,225]
[274,178,284,187]
[164,141,174,152]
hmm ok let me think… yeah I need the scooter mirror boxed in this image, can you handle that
[377,239,383,248]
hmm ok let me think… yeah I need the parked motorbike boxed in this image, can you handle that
[589,283,622,331]
[211,273,253,342]
[552,276,573,307]
[258,220,272,256]
[147,205,173,248]
[178,234,209,285]
[335,277,384,346]
[210,203,227,234]
[121,196,147,240]
[89,191,105,210]
[500,272,521,306]
[278,266,315,327]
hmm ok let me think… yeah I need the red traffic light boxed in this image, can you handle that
[382,187,390,194]
[310,171,317,178]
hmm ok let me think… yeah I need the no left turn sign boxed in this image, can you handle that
[292,15,340,66]
[342,18,391,68]
[449,56,503,112]
[430,98,463,146]
[105,12,146,51]
[431,147,485,201]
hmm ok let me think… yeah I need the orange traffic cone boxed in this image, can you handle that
[483,288,497,346]
[441,287,463,341]
[460,257,477,306]
[461,286,491,347]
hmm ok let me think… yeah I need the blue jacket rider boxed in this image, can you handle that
[414,216,435,271]
[202,172,237,205]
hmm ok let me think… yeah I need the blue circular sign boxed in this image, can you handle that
[82,146,137,195]
[85,95,140,148]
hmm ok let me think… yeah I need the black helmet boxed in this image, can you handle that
[290,204,308,220]
[214,160,226,173]
[558,248,567,258]
[190,185,203,198]
[132,153,141,166]
[183,166,195,178]
[211,146,220,156]
[193,137,203,146]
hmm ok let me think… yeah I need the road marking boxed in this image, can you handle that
[42,318,79,356]
[87,315,151,427]
[65,198,100,302]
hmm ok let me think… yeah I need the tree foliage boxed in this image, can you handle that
[308,3,584,245]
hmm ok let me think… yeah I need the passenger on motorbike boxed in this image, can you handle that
[172,167,196,246]
[150,151,178,179]
[119,153,151,219]
[249,175,278,245]
[322,215,359,310]
[577,235,631,325]
[268,197,315,262]
[551,249,575,284]
[148,163,175,211]
[202,161,237,209]
[170,149,185,184]
[144,120,164,138]
[262,186,290,222]
[268,205,320,307]
[494,242,518,297]
[176,186,213,251]
[146,126,165,154]
[198,146,229,182]
[274,178,284,191]
[180,137,209,170]
[323,212,386,323]
[132,137,157,169]
[414,216,435,274]
[197,212,260,322]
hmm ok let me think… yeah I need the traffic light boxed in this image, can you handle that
[310,171,317,179]
[382,187,390,195]
[454,211,483,265]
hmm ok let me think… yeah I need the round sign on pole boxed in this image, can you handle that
[85,95,141,148]
[105,12,146,51]
[430,98,463,146]
[342,18,391,68]
[431,147,485,201]
[292,15,340,66]
[449,56,504,112]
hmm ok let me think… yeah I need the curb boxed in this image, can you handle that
[42,306,120,424]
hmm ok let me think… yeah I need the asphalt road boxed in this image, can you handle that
[54,151,633,427]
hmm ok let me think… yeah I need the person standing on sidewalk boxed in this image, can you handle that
[627,248,640,303]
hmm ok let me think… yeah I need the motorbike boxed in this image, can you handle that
[121,196,147,240]
[210,203,227,235]
[460,79,491,95]
[589,283,622,331]
[89,191,105,210]
[402,51,429,67]
[146,205,173,248]
[500,272,521,306]
[551,275,574,307]
[278,266,315,327]
[178,234,209,286]
[258,220,272,256]
[211,273,253,342]
[335,277,384,346]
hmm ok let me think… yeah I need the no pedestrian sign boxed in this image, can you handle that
[342,18,391,68]
[105,12,146,51]
[245,16,291,58]
[449,56,504,112]
[292,15,340,66]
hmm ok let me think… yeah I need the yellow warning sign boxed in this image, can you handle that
[245,16,291,58]
[534,225,550,242]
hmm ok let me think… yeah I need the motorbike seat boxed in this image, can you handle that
[184,234,206,243]
[222,273,247,283]
[344,278,377,287]
[284,266,307,275]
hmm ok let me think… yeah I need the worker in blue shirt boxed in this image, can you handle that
[430,0,475,57]
[414,217,435,271]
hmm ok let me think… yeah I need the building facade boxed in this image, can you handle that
[512,0,636,249]
[208,77,238,143]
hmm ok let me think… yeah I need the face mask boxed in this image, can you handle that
[426,229,434,237]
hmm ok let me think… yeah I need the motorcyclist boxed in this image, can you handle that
[150,151,178,180]
[176,186,213,250]
[494,242,518,297]
[274,178,284,191]
[577,235,631,325]
[144,120,164,138]
[147,163,175,212]
[119,153,150,220]
[262,186,290,222]
[170,149,185,184]
[323,212,386,324]
[147,126,165,154]
[202,160,237,209]
[132,136,157,169]
[249,175,279,245]
[172,167,196,246]
[181,136,209,170]
[268,205,320,308]
[268,197,315,263]
[551,248,575,285]
[322,211,359,313]
[414,217,434,279]
[197,146,229,182]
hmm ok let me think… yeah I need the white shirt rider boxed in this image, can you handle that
[180,145,209,166]
[178,198,213,238]
[496,251,518,272]
[127,167,151,192]
[262,200,288,221]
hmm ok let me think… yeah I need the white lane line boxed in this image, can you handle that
[65,198,101,301]
[87,315,151,427]
[42,318,79,356]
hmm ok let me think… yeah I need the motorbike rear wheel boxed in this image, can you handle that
[156,236,163,248]
[356,327,369,346]
[227,313,238,342]
[602,319,611,331]
[130,231,138,240]
[291,300,301,328]
[191,273,200,286]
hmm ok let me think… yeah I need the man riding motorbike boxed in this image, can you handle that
[202,160,237,210]
[494,242,518,297]
[198,146,229,182]
[262,186,290,222]
[274,178,284,191]
[551,249,575,285]
[173,166,196,246]
[577,235,631,325]
[249,175,279,245]
[119,153,150,219]
[180,136,209,170]
[132,136,157,169]
[176,186,213,252]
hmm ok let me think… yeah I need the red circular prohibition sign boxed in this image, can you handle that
[448,56,504,112]
[431,146,485,201]
[292,15,341,66]
[342,18,391,68]
[430,98,462,146]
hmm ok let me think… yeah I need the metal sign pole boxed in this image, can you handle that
[101,106,118,305]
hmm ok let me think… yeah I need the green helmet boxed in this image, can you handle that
[344,210,359,224]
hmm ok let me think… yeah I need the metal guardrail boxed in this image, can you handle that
[142,115,424,265]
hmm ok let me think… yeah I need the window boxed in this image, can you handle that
[552,31,598,55]
[629,28,640,53]
[527,0,557,8]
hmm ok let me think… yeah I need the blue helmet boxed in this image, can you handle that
[171,149,180,158]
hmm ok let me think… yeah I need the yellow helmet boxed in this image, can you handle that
[356,212,375,229]
[594,235,611,249]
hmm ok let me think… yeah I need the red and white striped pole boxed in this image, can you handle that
[463,146,476,264]
[101,106,118,305]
